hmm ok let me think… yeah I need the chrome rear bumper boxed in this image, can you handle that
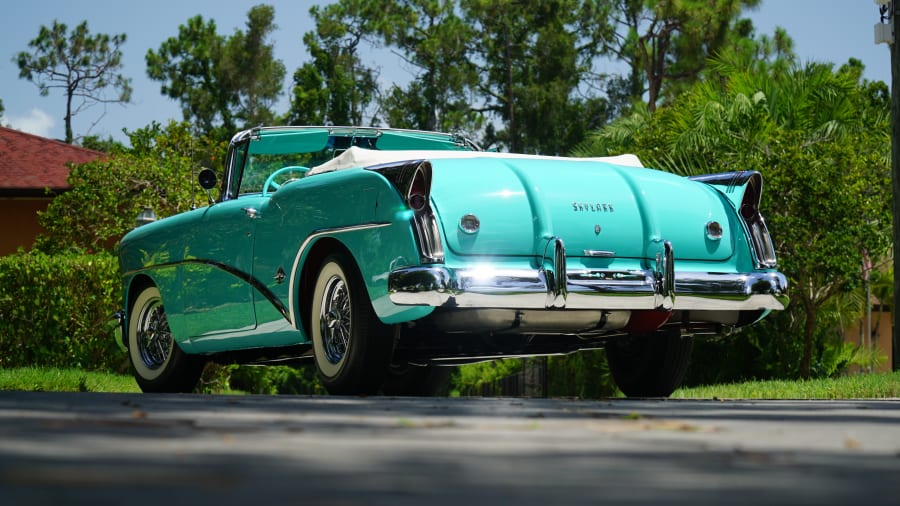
[387,252,788,313]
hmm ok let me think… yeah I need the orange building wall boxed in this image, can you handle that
[0,198,50,255]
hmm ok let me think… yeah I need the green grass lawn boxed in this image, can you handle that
[673,371,900,400]
[1,366,898,399]
[0,367,140,393]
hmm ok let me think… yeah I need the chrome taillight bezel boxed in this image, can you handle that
[407,162,443,263]
[739,173,777,269]
[407,165,429,212]
[368,160,444,264]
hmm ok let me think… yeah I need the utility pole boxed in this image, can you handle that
[892,1,900,372]
[882,0,900,371]
[875,0,899,371]
[894,0,900,372]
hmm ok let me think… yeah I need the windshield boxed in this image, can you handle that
[225,127,476,198]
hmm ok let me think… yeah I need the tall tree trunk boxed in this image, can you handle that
[65,84,74,144]
[800,303,816,379]
[503,24,518,153]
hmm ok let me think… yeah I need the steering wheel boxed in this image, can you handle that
[262,166,310,196]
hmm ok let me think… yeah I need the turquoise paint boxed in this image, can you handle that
[119,127,781,360]
[429,157,735,263]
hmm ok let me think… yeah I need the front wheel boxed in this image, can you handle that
[606,328,693,398]
[127,284,204,393]
[310,252,392,395]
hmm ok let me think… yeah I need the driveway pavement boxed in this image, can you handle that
[0,392,898,505]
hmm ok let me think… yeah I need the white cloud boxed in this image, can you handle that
[3,108,56,138]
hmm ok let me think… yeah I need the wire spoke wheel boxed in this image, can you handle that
[310,252,393,394]
[137,300,173,370]
[320,276,352,365]
[127,284,203,393]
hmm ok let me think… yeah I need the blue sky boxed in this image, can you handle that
[0,0,891,143]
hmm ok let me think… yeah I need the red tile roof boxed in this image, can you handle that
[0,126,104,195]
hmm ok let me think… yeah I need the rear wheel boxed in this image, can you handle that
[381,362,452,396]
[128,284,204,393]
[310,252,392,395]
[606,328,693,397]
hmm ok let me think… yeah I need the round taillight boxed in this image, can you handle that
[408,169,428,212]
[409,193,426,211]
[459,214,480,234]
[706,220,723,241]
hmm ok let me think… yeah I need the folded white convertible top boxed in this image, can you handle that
[307,146,643,175]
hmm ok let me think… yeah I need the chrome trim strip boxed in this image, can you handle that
[123,258,292,322]
[689,170,759,188]
[584,249,615,257]
[413,209,444,263]
[287,222,392,328]
[388,266,788,312]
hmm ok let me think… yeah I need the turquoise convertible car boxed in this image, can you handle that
[117,126,787,397]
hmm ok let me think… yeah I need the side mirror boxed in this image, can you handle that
[198,168,218,190]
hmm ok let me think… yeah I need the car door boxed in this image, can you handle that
[181,194,265,348]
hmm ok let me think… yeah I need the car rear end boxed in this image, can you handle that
[380,154,787,340]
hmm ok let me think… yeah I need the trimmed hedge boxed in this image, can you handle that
[0,250,621,398]
[0,251,124,372]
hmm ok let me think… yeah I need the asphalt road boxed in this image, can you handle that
[0,391,898,506]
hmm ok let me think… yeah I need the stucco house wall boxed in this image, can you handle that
[0,126,103,255]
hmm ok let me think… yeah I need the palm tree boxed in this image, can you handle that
[577,53,893,379]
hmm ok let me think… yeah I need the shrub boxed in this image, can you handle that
[449,351,620,398]
[451,359,524,396]
[547,350,619,398]
[225,364,326,395]
[0,251,124,372]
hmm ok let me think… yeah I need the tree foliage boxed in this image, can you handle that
[286,1,380,126]
[373,0,481,134]
[146,5,285,137]
[15,20,132,144]
[463,0,609,153]
[138,0,762,154]
[146,16,227,135]
[596,0,760,113]
[577,54,892,379]
[221,5,287,127]
[35,121,225,254]
[78,134,127,154]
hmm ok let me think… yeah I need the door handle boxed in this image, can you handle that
[241,207,260,219]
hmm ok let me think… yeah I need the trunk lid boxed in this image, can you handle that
[428,156,735,261]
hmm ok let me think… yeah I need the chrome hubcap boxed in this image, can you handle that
[319,276,351,365]
[137,300,172,370]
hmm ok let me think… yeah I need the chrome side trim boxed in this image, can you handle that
[388,265,788,312]
[689,170,759,188]
[287,222,392,327]
[122,258,291,321]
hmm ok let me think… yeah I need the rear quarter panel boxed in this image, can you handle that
[252,168,435,329]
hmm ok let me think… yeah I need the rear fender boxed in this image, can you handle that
[688,171,762,211]
[367,160,444,264]
[690,171,776,268]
